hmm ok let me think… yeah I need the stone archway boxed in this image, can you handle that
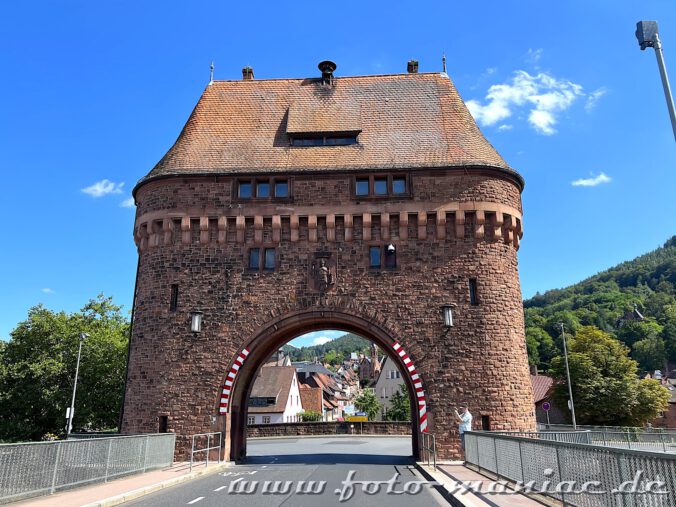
[216,307,429,461]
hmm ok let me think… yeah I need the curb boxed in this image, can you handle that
[413,462,466,507]
[81,462,232,507]
[248,434,411,440]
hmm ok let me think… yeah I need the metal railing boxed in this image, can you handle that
[494,430,593,444]
[464,431,676,506]
[0,433,175,504]
[419,432,436,469]
[585,430,676,453]
[189,432,222,471]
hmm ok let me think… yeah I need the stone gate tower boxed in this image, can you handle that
[121,61,535,460]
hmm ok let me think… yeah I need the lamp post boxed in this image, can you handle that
[636,20,676,141]
[441,304,455,328]
[66,332,88,438]
[559,323,577,430]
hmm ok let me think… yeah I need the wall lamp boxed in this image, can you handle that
[441,304,456,328]
[190,311,203,334]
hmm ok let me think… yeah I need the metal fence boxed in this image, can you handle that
[585,431,676,454]
[189,432,221,471]
[494,431,593,444]
[0,433,175,504]
[419,432,436,469]
[464,431,676,506]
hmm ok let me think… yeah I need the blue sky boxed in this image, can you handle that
[1,1,675,341]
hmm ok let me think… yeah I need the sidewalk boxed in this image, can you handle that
[417,462,553,506]
[14,461,230,507]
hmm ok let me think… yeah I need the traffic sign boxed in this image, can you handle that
[542,402,551,412]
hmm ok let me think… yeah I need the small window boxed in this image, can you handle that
[249,248,260,269]
[263,416,271,424]
[481,415,491,431]
[356,179,369,196]
[369,246,382,268]
[469,278,479,306]
[264,248,276,270]
[239,182,252,198]
[374,178,388,195]
[275,181,288,197]
[247,415,255,425]
[384,246,397,269]
[257,181,270,198]
[169,284,178,312]
[392,177,406,194]
[158,415,168,433]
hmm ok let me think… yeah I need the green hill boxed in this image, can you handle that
[284,333,371,363]
[524,236,676,373]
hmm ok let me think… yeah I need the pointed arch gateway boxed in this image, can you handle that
[216,307,429,461]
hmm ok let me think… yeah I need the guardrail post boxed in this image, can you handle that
[190,435,195,472]
[554,445,566,506]
[615,454,627,507]
[493,436,499,478]
[517,439,525,484]
[432,435,437,470]
[660,431,666,452]
[142,435,150,472]
[50,442,62,495]
[104,438,113,482]
[625,430,632,450]
[206,433,210,467]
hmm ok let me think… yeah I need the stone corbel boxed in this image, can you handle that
[290,215,299,242]
[149,221,161,249]
[474,210,485,239]
[163,218,174,245]
[272,215,282,243]
[417,212,427,240]
[200,217,210,245]
[455,210,465,239]
[218,217,228,244]
[181,216,191,245]
[362,213,372,241]
[326,214,336,242]
[308,215,318,242]
[399,212,408,240]
[381,213,390,241]
[515,218,523,249]
[137,222,149,251]
[344,214,353,242]
[436,211,446,239]
[492,212,503,241]
[254,216,264,243]
[236,215,246,243]
[504,214,516,245]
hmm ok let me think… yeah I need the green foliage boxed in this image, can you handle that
[298,410,322,422]
[0,295,129,442]
[550,326,670,426]
[323,350,341,366]
[354,389,382,421]
[385,384,411,421]
[285,333,370,362]
[524,236,676,372]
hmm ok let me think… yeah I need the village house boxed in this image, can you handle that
[358,343,382,386]
[373,355,406,420]
[247,366,304,424]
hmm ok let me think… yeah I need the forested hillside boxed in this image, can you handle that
[525,236,676,373]
[283,333,371,363]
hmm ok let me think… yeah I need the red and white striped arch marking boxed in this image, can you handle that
[219,347,250,414]
[392,341,428,433]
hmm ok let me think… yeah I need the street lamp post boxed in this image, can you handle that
[559,323,577,430]
[66,332,88,438]
[636,20,676,141]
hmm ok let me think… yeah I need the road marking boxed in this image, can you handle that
[187,497,204,504]
[214,485,227,491]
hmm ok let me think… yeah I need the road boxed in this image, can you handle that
[121,436,448,506]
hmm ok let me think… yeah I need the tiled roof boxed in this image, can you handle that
[137,72,517,189]
[530,374,554,404]
[299,386,323,413]
[248,366,296,413]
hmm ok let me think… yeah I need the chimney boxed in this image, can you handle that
[529,364,538,376]
[407,60,419,73]
[318,60,337,85]
[242,66,254,80]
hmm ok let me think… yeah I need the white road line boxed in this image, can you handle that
[187,497,204,505]
[214,485,227,491]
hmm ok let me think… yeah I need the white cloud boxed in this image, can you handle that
[467,70,585,135]
[497,124,513,131]
[585,87,608,111]
[312,336,334,346]
[42,288,55,294]
[82,179,124,198]
[526,48,544,64]
[571,172,612,187]
[120,197,135,208]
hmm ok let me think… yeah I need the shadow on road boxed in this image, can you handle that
[240,453,415,465]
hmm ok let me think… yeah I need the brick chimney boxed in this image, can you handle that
[242,66,254,80]
[407,60,419,73]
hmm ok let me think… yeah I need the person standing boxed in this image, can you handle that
[454,405,472,452]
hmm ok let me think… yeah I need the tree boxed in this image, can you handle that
[0,295,129,441]
[549,326,669,425]
[354,389,381,421]
[525,327,558,370]
[323,349,341,366]
[632,337,666,372]
[385,384,411,421]
[630,379,672,426]
[298,410,322,422]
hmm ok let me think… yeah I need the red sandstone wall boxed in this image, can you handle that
[121,169,535,460]
[246,421,412,438]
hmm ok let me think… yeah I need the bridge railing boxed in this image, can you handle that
[464,431,676,507]
[419,432,436,469]
[0,433,175,504]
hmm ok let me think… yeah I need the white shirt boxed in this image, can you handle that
[458,411,472,434]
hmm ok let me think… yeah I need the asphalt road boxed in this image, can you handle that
[121,436,448,506]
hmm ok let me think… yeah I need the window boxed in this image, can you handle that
[249,248,260,269]
[469,278,479,306]
[257,181,270,198]
[262,416,271,424]
[374,178,388,195]
[275,181,288,198]
[392,177,407,194]
[369,246,382,268]
[291,134,358,146]
[384,245,397,269]
[158,415,168,433]
[238,181,252,198]
[370,245,397,269]
[169,284,178,312]
[264,248,276,270]
[247,415,255,425]
[356,179,369,196]
[481,415,491,431]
